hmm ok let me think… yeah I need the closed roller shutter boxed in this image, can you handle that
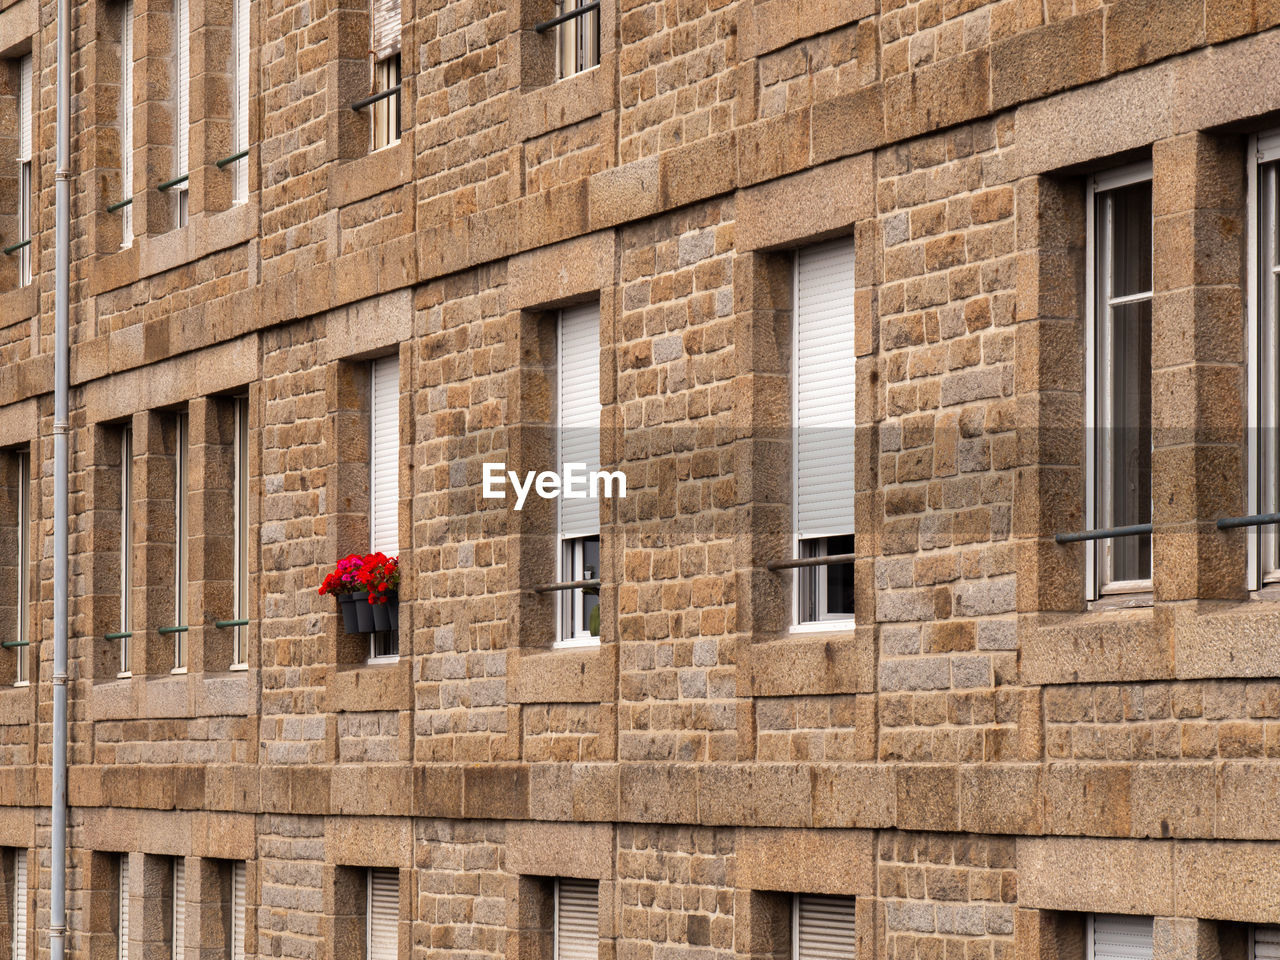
[371,0,400,60]
[558,304,601,540]
[1254,927,1280,960]
[369,356,399,556]
[232,0,249,201]
[367,868,398,960]
[176,0,188,176]
[555,878,598,960]
[13,850,27,960]
[231,862,246,960]
[172,859,185,960]
[17,56,31,162]
[794,894,855,960]
[121,2,134,242]
[1091,915,1153,960]
[794,238,857,540]
[118,857,129,960]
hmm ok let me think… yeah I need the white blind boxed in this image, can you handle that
[176,0,189,175]
[13,850,26,960]
[369,357,399,556]
[172,859,185,960]
[795,895,855,960]
[231,0,248,201]
[1091,915,1153,960]
[1256,928,1280,960]
[555,879,597,960]
[17,55,31,161]
[371,0,400,60]
[558,304,601,539]
[794,238,856,539]
[231,862,246,960]
[367,868,398,960]
[120,2,134,242]
[118,857,130,960]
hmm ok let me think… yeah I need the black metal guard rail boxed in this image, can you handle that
[766,553,858,572]
[351,86,401,111]
[214,618,250,628]
[103,631,133,641]
[157,624,189,635]
[106,197,133,213]
[157,173,189,192]
[535,0,599,32]
[3,238,31,254]
[1,640,29,648]
[216,149,249,169]
[1217,512,1280,530]
[533,578,601,594]
[1054,522,1153,545]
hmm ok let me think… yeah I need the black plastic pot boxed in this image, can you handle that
[337,592,362,634]
[370,591,398,632]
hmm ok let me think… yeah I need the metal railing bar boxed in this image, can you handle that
[214,619,250,628]
[106,197,133,213]
[1,640,30,648]
[535,0,599,33]
[1054,522,1153,545]
[157,173,189,191]
[766,552,859,572]
[3,238,32,254]
[1217,512,1280,530]
[103,631,133,641]
[350,86,401,111]
[157,624,190,635]
[533,578,602,594]
[215,149,249,169]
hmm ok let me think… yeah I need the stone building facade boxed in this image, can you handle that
[2,1,1280,960]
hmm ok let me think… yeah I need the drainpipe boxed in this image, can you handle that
[51,0,71,948]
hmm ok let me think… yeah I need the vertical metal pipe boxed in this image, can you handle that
[51,0,71,949]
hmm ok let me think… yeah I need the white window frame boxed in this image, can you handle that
[554,0,600,79]
[172,858,185,960]
[552,878,598,960]
[119,426,133,677]
[17,54,33,286]
[230,861,246,960]
[173,412,189,672]
[118,856,130,960]
[791,893,856,960]
[231,398,249,668]
[371,54,400,152]
[1084,161,1154,600]
[791,241,857,632]
[366,867,398,960]
[14,450,30,687]
[120,1,134,245]
[230,0,249,203]
[174,0,189,227]
[12,849,27,960]
[1248,131,1280,589]
[368,357,399,663]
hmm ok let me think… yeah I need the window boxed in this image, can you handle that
[120,0,134,244]
[366,868,397,960]
[793,238,856,628]
[553,879,597,960]
[792,895,855,960]
[555,0,599,79]
[230,0,249,203]
[370,0,400,150]
[1254,926,1280,960]
[1087,915,1152,960]
[12,850,26,960]
[369,357,398,661]
[557,304,601,646]
[118,856,130,960]
[173,412,189,670]
[16,54,32,286]
[1253,133,1280,586]
[10,451,30,686]
[172,859,186,960]
[232,399,249,668]
[175,0,190,226]
[1086,164,1153,598]
[119,426,133,676]
[230,861,246,960]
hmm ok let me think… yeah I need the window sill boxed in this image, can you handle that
[515,60,614,142]
[87,669,253,720]
[509,642,615,704]
[1019,605,1169,685]
[329,138,411,208]
[0,684,34,725]
[789,618,858,635]
[0,282,37,329]
[325,656,411,713]
[740,628,874,697]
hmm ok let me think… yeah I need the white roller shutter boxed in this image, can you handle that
[554,879,597,960]
[1090,915,1153,960]
[13,850,27,960]
[794,238,856,540]
[120,3,134,242]
[558,304,601,539]
[369,357,399,556]
[371,0,400,61]
[366,868,398,960]
[231,0,249,201]
[794,895,855,960]
[118,857,130,960]
[17,56,31,162]
[231,862,246,960]
[1255,928,1280,960]
[172,859,185,960]
[176,0,189,176]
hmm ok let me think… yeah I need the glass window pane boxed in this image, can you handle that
[823,534,856,617]
[1105,297,1152,583]
[1109,183,1153,299]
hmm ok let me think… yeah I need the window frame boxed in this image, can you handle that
[231,398,249,668]
[230,861,246,960]
[120,0,135,245]
[12,849,27,960]
[791,893,856,960]
[118,855,130,960]
[552,877,599,960]
[17,54,33,287]
[1248,131,1280,589]
[1084,161,1155,600]
[365,867,398,960]
[171,858,185,960]
[13,450,30,687]
[230,0,249,203]
[370,54,401,152]
[173,412,189,671]
[119,425,133,677]
[554,0,600,80]
[367,356,399,664]
[174,0,190,227]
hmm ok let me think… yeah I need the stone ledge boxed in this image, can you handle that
[736,0,876,60]
[1019,607,1173,685]
[88,670,254,721]
[507,644,616,704]
[0,682,34,726]
[738,630,875,697]
[505,820,613,878]
[0,0,34,56]
[514,63,615,143]
[324,657,412,713]
[329,138,412,209]
[0,281,36,330]
[735,827,875,895]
